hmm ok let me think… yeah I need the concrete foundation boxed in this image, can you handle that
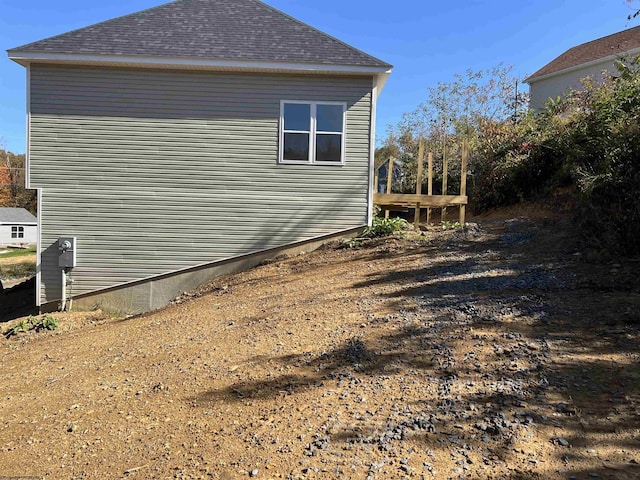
[47,227,363,316]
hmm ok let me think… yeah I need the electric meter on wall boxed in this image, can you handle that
[58,237,77,268]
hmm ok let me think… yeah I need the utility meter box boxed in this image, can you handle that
[58,237,77,268]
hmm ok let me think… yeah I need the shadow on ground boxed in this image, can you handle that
[190,218,640,478]
[0,277,37,322]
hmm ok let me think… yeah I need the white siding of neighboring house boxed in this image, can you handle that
[0,224,37,246]
[529,60,618,111]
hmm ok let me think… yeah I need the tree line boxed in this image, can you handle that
[377,57,640,256]
[0,149,36,215]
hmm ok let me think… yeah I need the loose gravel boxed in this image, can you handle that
[1,214,640,479]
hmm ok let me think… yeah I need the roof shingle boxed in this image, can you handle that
[527,25,640,82]
[8,0,391,69]
[0,208,37,224]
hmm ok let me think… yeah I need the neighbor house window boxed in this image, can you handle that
[280,101,346,164]
[11,226,24,239]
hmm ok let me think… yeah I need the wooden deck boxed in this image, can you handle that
[374,140,469,227]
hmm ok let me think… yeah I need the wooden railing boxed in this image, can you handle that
[374,139,468,228]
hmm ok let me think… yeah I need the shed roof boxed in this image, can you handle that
[527,25,640,82]
[0,208,37,224]
[8,0,391,70]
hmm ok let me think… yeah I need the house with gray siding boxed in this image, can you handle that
[7,0,392,313]
[527,26,640,110]
[0,208,37,246]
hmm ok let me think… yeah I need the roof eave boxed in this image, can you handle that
[525,45,640,84]
[7,51,392,76]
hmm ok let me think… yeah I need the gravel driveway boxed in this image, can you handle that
[1,214,639,479]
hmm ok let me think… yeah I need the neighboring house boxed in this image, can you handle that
[7,0,392,313]
[526,25,640,110]
[0,208,37,246]
[375,158,404,194]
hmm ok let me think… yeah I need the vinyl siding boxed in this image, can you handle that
[529,60,616,110]
[30,65,372,304]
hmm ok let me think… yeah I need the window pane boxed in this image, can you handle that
[316,134,342,162]
[317,104,344,132]
[283,133,310,161]
[284,103,311,131]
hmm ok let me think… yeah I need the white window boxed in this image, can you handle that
[11,226,24,239]
[279,100,346,165]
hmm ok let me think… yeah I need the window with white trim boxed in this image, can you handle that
[279,101,346,164]
[11,226,24,239]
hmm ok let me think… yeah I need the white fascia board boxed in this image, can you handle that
[526,46,640,84]
[375,71,391,97]
[8,51,392,75]
[25,63,31,189]
[35,188,42,307]
[367,76,379,226]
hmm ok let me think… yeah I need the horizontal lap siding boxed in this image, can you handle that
[30,65,372,303]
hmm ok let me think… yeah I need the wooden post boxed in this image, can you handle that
[459,140,468,226]
[414,139,425,228]
[441,143,448,223]
[385,157,394,219]
[427,152,433,225]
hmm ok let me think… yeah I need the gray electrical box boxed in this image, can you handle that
[58,237,77,268]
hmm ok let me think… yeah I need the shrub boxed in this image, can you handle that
[471,56,640,255]
[552,59,640,255]
[5,315,59,338]
[364,214,410,238]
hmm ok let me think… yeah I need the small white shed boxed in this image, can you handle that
[0,208,37,246]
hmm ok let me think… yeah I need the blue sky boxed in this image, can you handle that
[0,0,636,153]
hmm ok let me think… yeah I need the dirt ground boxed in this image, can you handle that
[1,211,640,480]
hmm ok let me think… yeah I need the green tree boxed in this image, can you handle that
[380,64,528,196]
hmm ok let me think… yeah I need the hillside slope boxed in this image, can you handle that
[1,216,639,479]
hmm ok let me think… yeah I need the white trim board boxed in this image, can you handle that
[25,64,31,189]
[367,76,378,226]
[8,51,392,77]
[36,189,42,307]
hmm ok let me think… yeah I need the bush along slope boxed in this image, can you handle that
[378,59,640,255]
[472,57,640,256]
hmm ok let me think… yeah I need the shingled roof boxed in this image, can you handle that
[527,25,640,82]
[7,0,391,70]
[0,208,37,224]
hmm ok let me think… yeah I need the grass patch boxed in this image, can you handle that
[0,246,37,259]
[0,261,36,279]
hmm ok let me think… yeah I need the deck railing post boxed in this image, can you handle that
[441,143,448,223]
[427,152,433,225]
[459,140,468,226]
[414,139,425,228]
[384,156,394,219]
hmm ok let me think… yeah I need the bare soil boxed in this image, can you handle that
[1,213,640,480]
